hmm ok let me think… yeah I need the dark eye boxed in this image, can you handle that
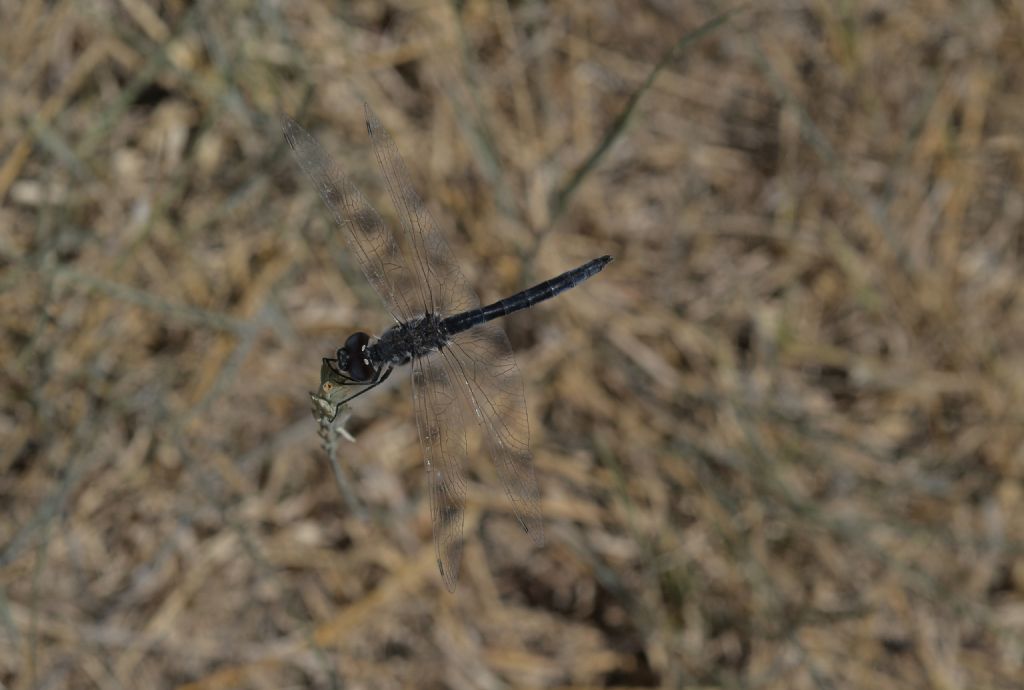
[344,332,375,382]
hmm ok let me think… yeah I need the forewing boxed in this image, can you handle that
[444,323,544,545]
[411,352,469,592]
[363,104,479,318]
[283,117,420,322]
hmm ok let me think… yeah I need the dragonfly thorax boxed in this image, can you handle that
[371,313,447,368]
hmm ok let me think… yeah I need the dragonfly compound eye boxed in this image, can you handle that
[343,331,375,382]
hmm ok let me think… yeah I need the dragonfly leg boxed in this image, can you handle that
[334,366,394,406]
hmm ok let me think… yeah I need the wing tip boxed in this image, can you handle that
[281,115,306,148]
[525,522,546,547]
[517,510,546,547]
[438,557,460,593]
[363,102,377,136]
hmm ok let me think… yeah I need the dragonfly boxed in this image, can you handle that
[285,104,612,591]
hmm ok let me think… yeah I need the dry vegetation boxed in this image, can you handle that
[3,0,1024,688]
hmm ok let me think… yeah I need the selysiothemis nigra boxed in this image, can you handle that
[285,104,612,591]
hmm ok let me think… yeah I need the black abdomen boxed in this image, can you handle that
[441,255,612,336]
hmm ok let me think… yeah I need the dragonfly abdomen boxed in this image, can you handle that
[441,255,612,336]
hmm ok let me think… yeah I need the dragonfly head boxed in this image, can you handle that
[337,331,375,383]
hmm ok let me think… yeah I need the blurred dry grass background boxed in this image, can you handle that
[3,0,1024,688]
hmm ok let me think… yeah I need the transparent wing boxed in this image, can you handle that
[443,323,544,545]
[363,103,543,542]
[283,117,420,323]
[363,103,479,318]
[411,352,469,592]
